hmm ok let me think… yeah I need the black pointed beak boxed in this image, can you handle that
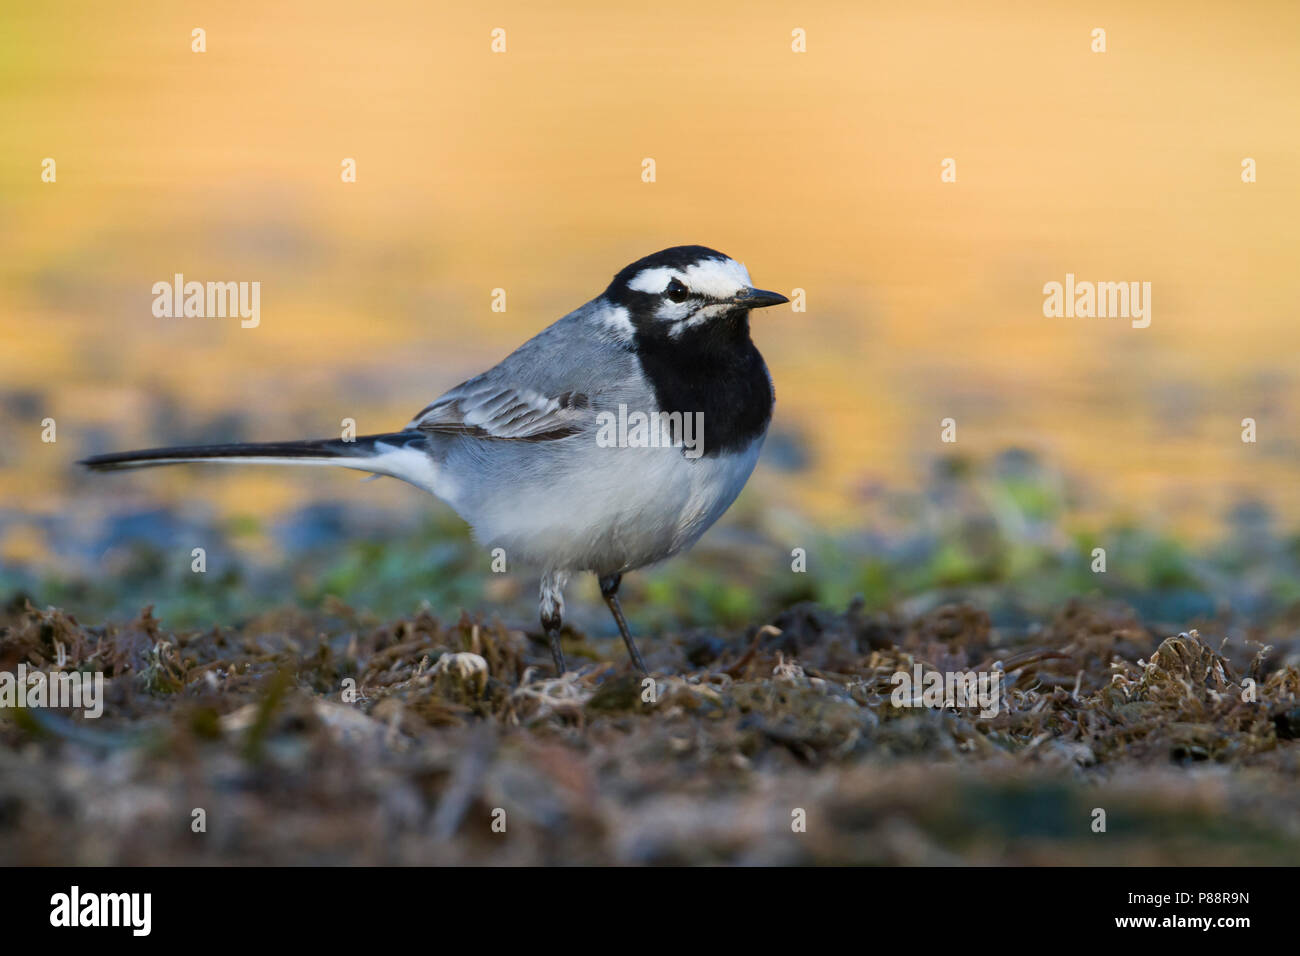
[732,287,789,310]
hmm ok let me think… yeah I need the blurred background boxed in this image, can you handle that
[1,0,1298,628]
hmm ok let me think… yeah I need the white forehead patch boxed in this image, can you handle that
[627,257,753,299]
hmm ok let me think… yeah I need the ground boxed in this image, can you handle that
[3,590,1298,865]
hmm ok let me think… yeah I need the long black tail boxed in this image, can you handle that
[80,431,434,487]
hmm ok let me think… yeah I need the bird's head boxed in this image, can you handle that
[597,245,787,346]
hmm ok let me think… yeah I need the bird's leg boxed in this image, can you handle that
[540,571,568,675]
[542,609,566,675]
[599,573,649,675]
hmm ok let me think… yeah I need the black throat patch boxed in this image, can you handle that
[632,314,774,458]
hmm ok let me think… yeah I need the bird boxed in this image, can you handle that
[82,245,788,675]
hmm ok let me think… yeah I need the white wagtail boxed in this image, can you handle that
[83,246,788,675]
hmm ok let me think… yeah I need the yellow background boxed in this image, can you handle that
[2,0,1298,554]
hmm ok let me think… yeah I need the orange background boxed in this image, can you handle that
[2,0,1298,560]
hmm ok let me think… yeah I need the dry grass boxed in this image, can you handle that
[3,594,1298,865]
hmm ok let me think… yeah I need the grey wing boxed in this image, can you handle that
[404,308,639,442]
[406,375,592,441]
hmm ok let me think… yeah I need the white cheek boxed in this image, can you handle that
[668,303,731,337]
[654,300,693,322]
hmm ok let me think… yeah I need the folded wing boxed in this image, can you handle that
[407,376,591,442]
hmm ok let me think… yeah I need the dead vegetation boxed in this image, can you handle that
[2,595,1299,864]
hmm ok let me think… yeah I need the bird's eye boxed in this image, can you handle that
[664,278,690,303]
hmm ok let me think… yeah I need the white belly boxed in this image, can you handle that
[442,435,765,574]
